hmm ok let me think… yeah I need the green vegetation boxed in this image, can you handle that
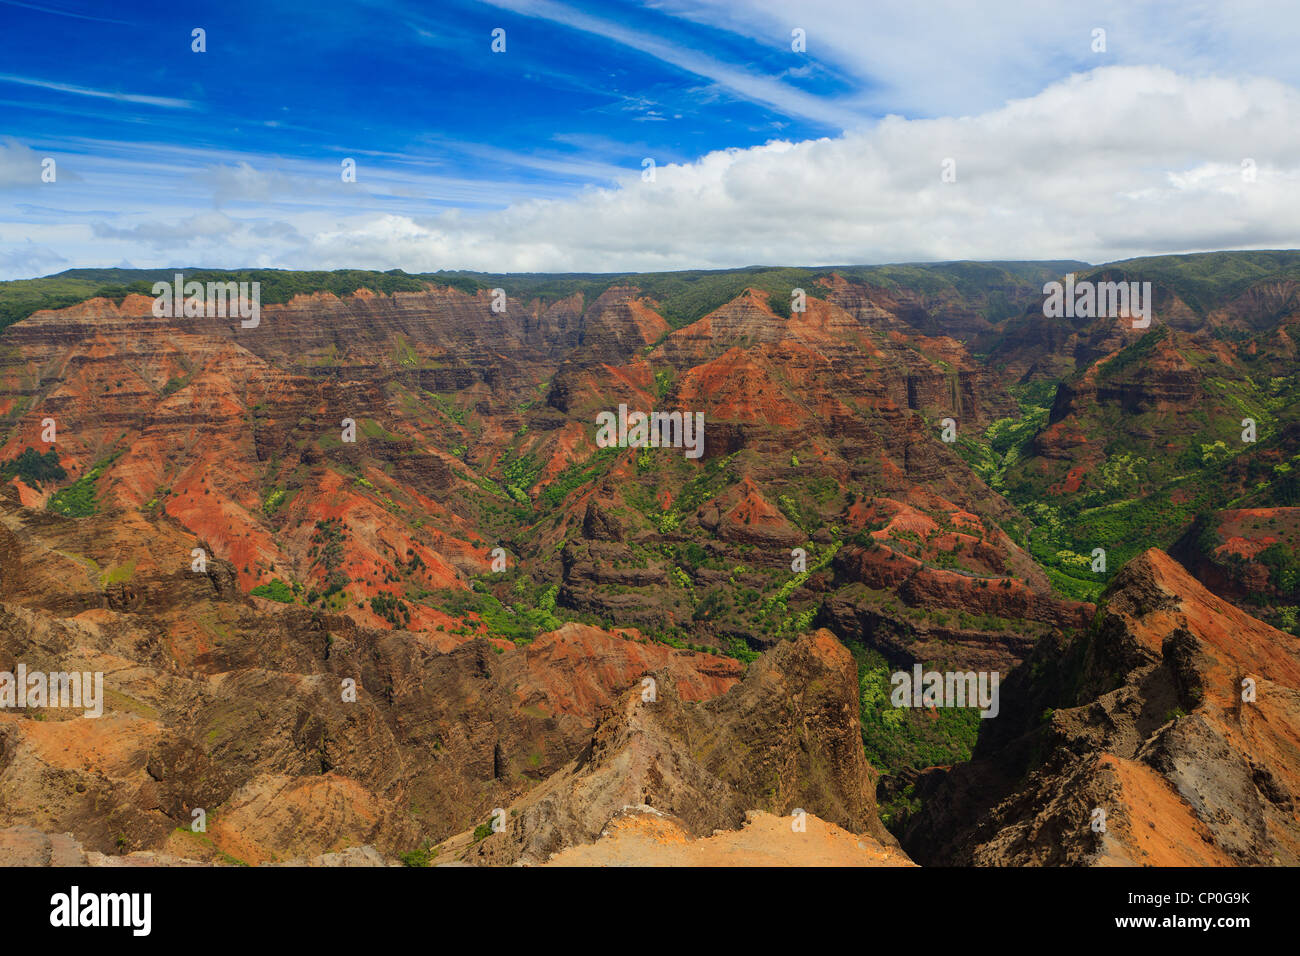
[400,843,437,867]
[1077,250,1300,316]
[0,267,432,334]
[428,392,468,426]
[0,447,65,486]
[250,579,295,603]
[161,373,192,396]
[262,486,290,516]
[501,452,542,505]
[371,592,412,627]
[1097,324,1168,380]
[101,560,137,586]
[392,335,419,367]
[538,447,618,509]
[434,577,564,644]
[47,453,119,517]
[420,260,1076,330]
[952,383,1052,495]
[763,540,840,633]
[851,643,982,773]
[1258,542,1300,596]
[767,290,792,318]
[308,518,349,600]
[8,254,1297,341]
[0,274,144,333]
[953,343,1293,601]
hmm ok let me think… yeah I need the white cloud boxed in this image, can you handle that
[92,211,244,247]
[0,239,66,275]
[278,67,1300,272]
[650,0,1300,119]
[0,138,46,187]
[0,73,194,109]
[4,67,1300,278]
[478,0,870,129]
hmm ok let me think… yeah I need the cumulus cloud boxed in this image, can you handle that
[92,211,244,248]
[7,66,1300,277]
[273,67,1300,271]
[0,138,49,187]
[0,239,66,275]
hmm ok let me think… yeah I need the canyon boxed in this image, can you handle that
[0,251,1297,865]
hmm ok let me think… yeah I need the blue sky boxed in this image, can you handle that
[1,0,858,225]
[2,0,1299,278]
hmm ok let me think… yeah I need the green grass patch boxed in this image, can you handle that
[250,578,295,603]
[47,452,120,517]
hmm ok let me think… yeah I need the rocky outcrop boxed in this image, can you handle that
[438,629,895,864]
[904,549,1300,866]
[542,807,912,867]
[580,499,623,542]
[1045,327,1200,426]
[0,824,395,866]
[1171,507,1300,612]
[821,540,1092,672]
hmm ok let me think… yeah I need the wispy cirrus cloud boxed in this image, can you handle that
[0,0,129,25]
[476,0,870,130]
[648,0,1300,118]
[0,73,194,109]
